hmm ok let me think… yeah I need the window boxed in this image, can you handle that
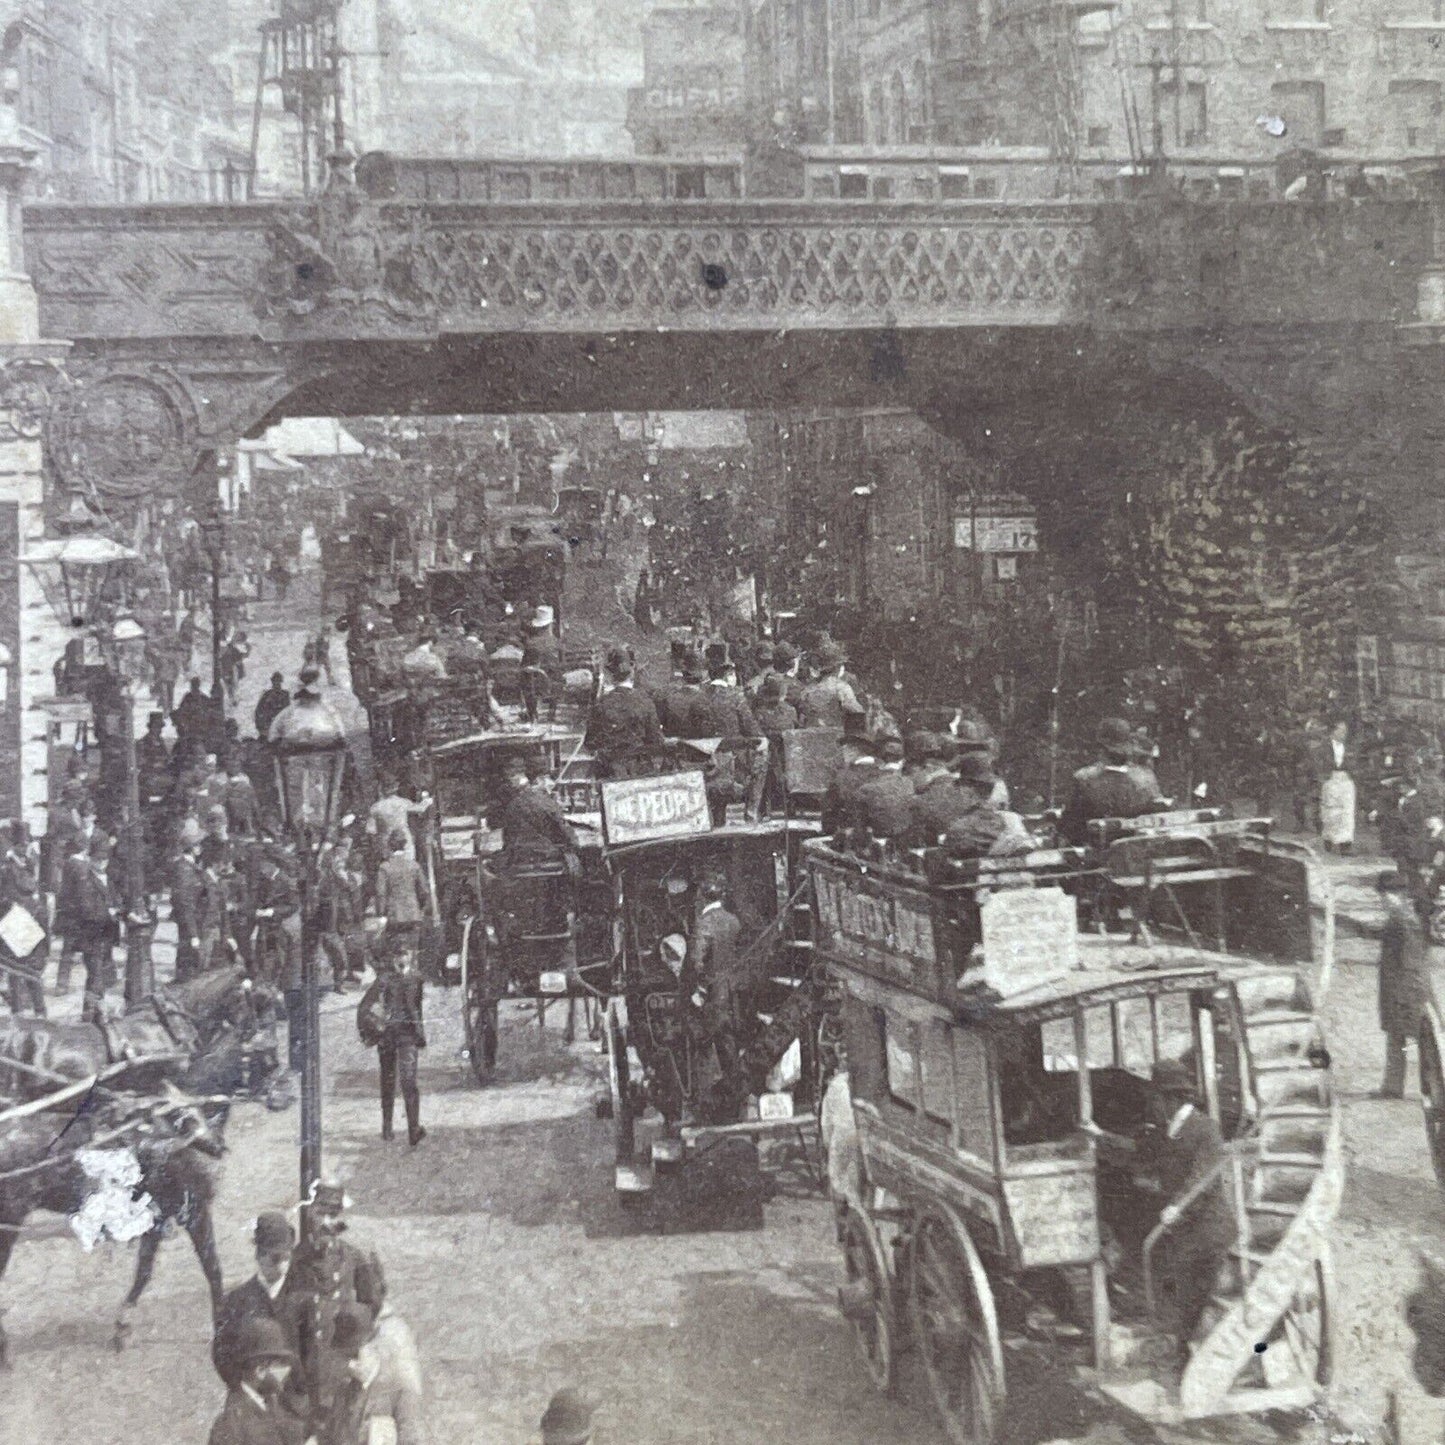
[1157,79,1208,146]
[673,166,706,199]
[1357,634,1382,705]
[867,84,885,143]
[871,176,895,199]
[1270,81,1325,147]
[940,170,971,199]
[972,176,998,198]
[839,170,868,198]
[1267,0,1326,21]
[920,1021,954,1124]
[1391,79,1442,151]
[889,72,908,143]
[1000,1023,1078,1147]
[1087,124,1111,147]
[886,1018,919,1108]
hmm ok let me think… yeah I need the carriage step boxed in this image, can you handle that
[1255,1150,1326,1169]
[1241,1009,1315,1028]
[615,1162,654,1196]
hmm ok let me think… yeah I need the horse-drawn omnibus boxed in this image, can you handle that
[812,820,1340,1440]
[588,762,835,1198]
[415,724,602,1078]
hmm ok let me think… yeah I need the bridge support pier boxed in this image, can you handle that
[0,109,70,838]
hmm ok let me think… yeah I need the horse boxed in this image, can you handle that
[0,967,280,1101]
[0,1087,229,1367]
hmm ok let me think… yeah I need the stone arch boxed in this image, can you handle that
[888,72,908,144]
[867,83,885,144]
[910,58,930,142]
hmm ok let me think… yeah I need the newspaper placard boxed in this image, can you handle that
[979,886,1078,996]
[600,770,711,845]
[0,903,45,960]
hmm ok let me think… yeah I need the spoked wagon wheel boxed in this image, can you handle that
[907,1207,1005,1445]
[1420,1007,1445,1189]
[1260,1249,1335,1390]
[460,915,499,1084]
[839,1202,896,1395]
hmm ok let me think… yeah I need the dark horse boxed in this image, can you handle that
[0,1088,229,1366]
[0,966,280,1101]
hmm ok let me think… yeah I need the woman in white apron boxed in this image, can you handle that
[1320,721,1356,854]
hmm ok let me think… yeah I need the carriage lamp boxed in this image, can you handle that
[267,683,347,1198]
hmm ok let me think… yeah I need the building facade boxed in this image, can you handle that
[743,0,1445,196]
[5,0,250,204]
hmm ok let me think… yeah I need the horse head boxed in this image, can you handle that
[1405,1249,1445,1395]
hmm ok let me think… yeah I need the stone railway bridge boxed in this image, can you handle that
[15,189,1445,508]
[2,183,1445,826]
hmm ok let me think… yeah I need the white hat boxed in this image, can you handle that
[659,933,687,975]
[529,605,555,630]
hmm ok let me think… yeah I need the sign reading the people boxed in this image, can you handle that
[601,770,711,845]
[812,862,936,981]
[979,886,1078,996]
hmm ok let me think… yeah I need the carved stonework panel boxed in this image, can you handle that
[48,365,200,500]
[0,356,68,441]
[29,201,1094,342]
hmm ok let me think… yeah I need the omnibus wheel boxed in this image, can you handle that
[839,1202,896,1395]
[460,915,499,1084]
[1421,1006,1445,1189]
[908,1206,1005,1445]
[1263,1249,1334,1390]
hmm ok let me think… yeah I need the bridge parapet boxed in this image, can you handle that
[23,194,1433,347]
[24,197,1104,340]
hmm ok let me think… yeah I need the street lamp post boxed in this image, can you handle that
[198,511,226,694]
[267,678,348,1197]
[107,614,155,1004]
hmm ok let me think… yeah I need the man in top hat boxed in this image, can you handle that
[0,818,45,1015]
[254,673,291,746]
[743,640,775,698]
[206,1316,307,1445]
[174,675,212,751]
[584,646,664,776]
[63,830,121,1023]
[682,869,747,1111]
[799,641,864,730]
[653,648,705,737]
[495,758,578,865]
[905,733,968,847]
[172,816,207,983]
[1060,718,1164,846]
[1085,1059,1230,1367]
[822,710,878,835]
[752,671,799,737]
[856,734,914,839]
[683,641,760,742]
[537,1387,598,1445]
[521,605,563,724]
[284,1180,385,1400]
[213,1211,303,1390]
[369,923,428,1146]
[943,754,1032,860]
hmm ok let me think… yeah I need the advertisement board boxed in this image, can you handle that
[600,770,712,845]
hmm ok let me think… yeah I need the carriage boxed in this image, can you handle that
[592,766,832,1198]
[813,818,1341,1440]
[417,725,603,1080]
